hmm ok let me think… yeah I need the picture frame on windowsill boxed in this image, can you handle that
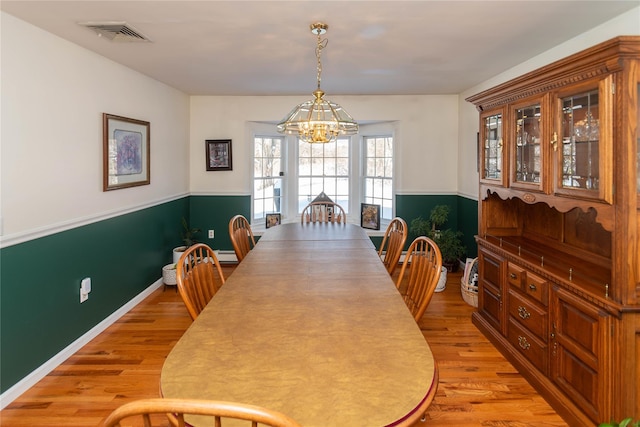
[360,203,380,230]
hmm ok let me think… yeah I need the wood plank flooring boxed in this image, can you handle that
[0,265,568,426]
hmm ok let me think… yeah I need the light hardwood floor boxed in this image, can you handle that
[0,266,568,426]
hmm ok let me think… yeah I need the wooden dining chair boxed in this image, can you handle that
[100,397,303,427]
[301,201,346,224]
[176,243,225,321]
[378,217,408,275]
[229,214,256,262]
[395,236,443,322]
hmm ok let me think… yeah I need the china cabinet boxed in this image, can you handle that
[466,36,640,426]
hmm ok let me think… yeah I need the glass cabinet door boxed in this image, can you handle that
[559,89,600,191]
[554,78,612,203]
[481,110,504,185]
[513,103,542,188]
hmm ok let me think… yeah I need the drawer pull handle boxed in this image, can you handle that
[518,336,530,350]
[528,283,537,292]
[518,306,530,319]
[510,273,517,280]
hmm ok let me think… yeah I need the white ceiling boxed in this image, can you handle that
[2,1,639,96]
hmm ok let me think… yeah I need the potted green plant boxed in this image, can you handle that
[428,204,450,239]
[410,204,466,272]
[599,419,640,427]
[172,217,201,263]
[435,228,466,271]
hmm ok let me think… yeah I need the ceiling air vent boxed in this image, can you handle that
[79,21,151,42]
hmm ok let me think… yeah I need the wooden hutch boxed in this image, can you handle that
[466,36,640,426]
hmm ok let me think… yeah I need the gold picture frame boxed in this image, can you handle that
[103,113,150,191]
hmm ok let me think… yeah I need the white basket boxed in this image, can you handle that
[162,264,177,286]
[435,266,447,292]
[460,257,479,307]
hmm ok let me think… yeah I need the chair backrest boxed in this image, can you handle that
[100,397,303,427]
[378,217,408,275]
[395,236,443,322]
[176,243,225,321]
[301,201,346,224]
[229,215,257,262]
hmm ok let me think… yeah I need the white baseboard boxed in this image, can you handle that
[217,250,238,263]
[0,279,164,410]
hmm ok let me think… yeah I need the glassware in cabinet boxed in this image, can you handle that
[553,78,613,203]
[480,109,505,186]
[559,89,600,190]
[512,102,543,189]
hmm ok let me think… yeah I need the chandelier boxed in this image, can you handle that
[277,22,358,144]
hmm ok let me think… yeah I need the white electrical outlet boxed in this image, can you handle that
[80,277,91,303]
[208,230,214,239]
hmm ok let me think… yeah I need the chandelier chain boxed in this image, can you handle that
[315,33,328,90]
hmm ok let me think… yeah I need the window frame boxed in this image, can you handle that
[362,134,395,222]
[250,122,396,231]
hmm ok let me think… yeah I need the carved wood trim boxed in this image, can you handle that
[480,186,615,232]
[466,37,640,112]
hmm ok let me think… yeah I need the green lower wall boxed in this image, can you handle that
[188,195,251,252]
[395,194,478,258]
[0,198,188,393]
[456,196,479,259]
[0,194,476,394]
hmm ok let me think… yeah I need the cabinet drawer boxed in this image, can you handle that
[508,289,548,341]
[523,271,548,306]
[507,318,548,375]
[507,263,524,288]
[507,262,549,306]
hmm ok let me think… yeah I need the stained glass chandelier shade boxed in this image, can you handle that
[277,22,358,144]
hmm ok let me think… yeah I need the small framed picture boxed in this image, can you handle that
[360,203,380,230]
[103,113,150,191]
[266,213,281,229]
[206,139,232,171]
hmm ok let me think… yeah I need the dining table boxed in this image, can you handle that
[160,222,438,426]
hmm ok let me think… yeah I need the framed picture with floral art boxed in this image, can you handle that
[103,113,150,191]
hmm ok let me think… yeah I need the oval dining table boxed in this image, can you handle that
[160,222,438,426]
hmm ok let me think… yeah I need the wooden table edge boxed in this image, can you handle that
[385,362,439,427]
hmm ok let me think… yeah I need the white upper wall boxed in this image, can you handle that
[190,95,459,195]
[2,5,638,243]
[457,6,640,200]
[1,12,190,244]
